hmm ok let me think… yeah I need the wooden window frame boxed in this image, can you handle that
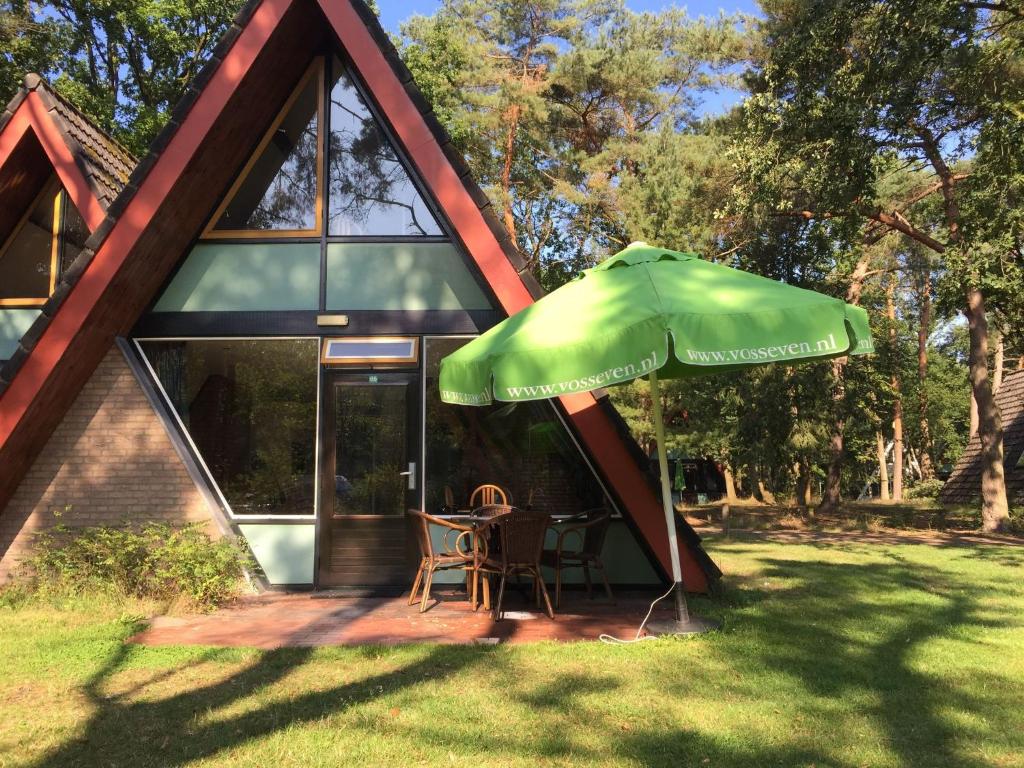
[203,58,326,240]
[321,336,420,366]
[0,178,63,308]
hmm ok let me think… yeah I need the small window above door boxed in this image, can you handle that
[322,337,419,366]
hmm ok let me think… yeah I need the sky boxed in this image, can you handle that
[377,0,761,116]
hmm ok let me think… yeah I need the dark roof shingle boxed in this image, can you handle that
[3,74,136,210]
[940,369,1024,505]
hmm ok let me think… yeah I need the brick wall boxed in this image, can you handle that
[0,346,217,581]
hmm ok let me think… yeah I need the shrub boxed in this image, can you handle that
[22,521,250,610]
[905,478,945,500]
[1009,508,1024,537]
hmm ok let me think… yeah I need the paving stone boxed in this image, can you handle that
[129,591,672,647]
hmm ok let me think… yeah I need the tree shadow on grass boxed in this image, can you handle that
[698,551,1020,768]
[28,606,496,767]
[25,544,1024,768]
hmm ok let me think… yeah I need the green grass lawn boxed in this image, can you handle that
[2,532,1023,768]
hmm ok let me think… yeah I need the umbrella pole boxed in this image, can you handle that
[648,370,689,623]
[645,370,720,636]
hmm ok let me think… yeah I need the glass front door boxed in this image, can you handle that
[318,372,418,587]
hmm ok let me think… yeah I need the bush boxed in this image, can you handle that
[21,521,250,610]
[905,478,946,500]
[1009,508,1024,537]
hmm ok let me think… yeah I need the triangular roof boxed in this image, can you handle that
[941,369,1024,505]
[0,0,719,591]
[0,74,135,225]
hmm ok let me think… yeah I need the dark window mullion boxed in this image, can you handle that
[320,54,332,314]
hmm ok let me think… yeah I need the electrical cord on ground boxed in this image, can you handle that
[599,582,677,644]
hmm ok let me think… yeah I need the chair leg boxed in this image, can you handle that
[482,574,491,611]
[408,561,425,606]
[420,564,435,613]
[471,569,478,611]
[597,559,614,603]
[535,568,555,619]
[583,564,593,598]
[493,574,507,620]
[554,562,562,610]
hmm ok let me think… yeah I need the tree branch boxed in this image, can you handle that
[869,211,947,253]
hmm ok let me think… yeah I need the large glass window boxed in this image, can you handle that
[139,339,319,517]
[423,337,609,514]
[328,59,442,237]
[209,64,322,235]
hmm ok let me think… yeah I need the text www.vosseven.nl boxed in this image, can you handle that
[501,351,660,399]
[683,333,842,363]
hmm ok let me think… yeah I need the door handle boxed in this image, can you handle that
[399,461,417,491]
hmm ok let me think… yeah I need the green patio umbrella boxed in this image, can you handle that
[440,242,874,634]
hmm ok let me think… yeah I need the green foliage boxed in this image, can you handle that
[1,1,244,153]
[19,519,250,609]
[0,1,61,98]
[905,477,946,500]
[399,0,748,275]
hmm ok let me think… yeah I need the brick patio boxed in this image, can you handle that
[130,589,675,647]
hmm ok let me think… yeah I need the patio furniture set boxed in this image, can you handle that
[408,484,614,620]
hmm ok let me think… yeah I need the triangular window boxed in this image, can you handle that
[202,56,444,240]
[327,58,442,236]
[207,62,323,236]
[0,178,89,306]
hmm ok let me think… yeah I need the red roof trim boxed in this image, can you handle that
[0,93,106,231]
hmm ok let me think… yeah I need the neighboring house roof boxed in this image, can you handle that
[940,369,1024,505]
[0,74,136,214]
[0,0,720,590]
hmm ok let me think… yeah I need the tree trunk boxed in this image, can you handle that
[892,404,904,501]
[966,288,1009,532]
[500,104,521,242]
[877,431,890,501]
[818,254,873,514]
[819,360,846,513]
[917,270,934,479]
[886,279,904,502]
[994,331,1004,393]
[723,464,738,502]
[970,390,979,438]
[796,458,812,507]
[919,140,1010,529]
[754,466,776,505]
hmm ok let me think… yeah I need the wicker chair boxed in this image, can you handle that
[476,508,555,620]
[469,484,510,507]
[407,510,475,613]
[541,508,614,609]
[471,503,515,519]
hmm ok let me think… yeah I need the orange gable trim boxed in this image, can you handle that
[0,91,106,233]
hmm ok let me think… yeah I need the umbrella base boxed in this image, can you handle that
[646,615,721,636]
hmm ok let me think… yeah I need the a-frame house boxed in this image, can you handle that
[0,0,720,594]
[0,74,135,363]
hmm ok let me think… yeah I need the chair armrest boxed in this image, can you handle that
[553,512,611,555]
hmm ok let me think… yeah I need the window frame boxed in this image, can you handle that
[202,59,327,240]
[135,335,322,522]
[321,335,420,366]
[0,178,63,307]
